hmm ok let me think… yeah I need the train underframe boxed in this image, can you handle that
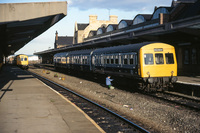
[18,65,29,70]
[54,64,178,92]
[139,76,178,92]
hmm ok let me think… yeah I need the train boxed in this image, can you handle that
[54,42,177,91]
[13,54,29,69]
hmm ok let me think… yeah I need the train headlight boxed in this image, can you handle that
[146,71,150,76]
[171,71,174,75]
[148,77,154,84]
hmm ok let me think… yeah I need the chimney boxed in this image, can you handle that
[89,15,98,24]
[109,15,118,23]
[55,31,58,41]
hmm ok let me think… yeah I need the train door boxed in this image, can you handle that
[90,51,94,71]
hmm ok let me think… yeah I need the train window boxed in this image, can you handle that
[57,59,61,62]
[24,58,27,61]
[165,53,174,64]
[21,58,24,61]
[111,55,114,64]
[155,53,164,64]
[144,54,154,65]
[119,55,122,65]
[115,55,119,64]
[124,59,128,64]
[104,56,107,64]
[96,56,99,64]
[107,55,110,64]
[98,56,101,64]
[101,56,104,65]
[129,54,134,65]
[130,59,134,64]
[123,55,128,65]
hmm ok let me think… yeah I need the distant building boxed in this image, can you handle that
[73,15,118,44]
[54,31,73,49]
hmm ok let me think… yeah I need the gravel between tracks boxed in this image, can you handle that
[29,67,200,133]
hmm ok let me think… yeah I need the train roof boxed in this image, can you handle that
[92,42,158,54]
[67,49,94,56]
[54,52,68,57]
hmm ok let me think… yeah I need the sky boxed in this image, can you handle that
[1,0,172,55]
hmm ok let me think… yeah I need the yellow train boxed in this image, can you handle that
[54,42,177,91]
[14,54,29,69]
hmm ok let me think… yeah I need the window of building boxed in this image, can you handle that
[184,49,189,64]
[165,53,174,64]
[191,48,197,64]
[198,48,200,64]
[155,53,164,64]
[106,25,114,32]
[97,29,103,35]
[88,32,94,37]
[144,54,154,65]
[118,21,128,29]
[133,15,145,25]
[152,7,169,20]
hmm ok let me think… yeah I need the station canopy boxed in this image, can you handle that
[0,2,67,56]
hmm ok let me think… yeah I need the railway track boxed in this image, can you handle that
[149,91,200,111]
[32,64,200,111]
[28,70,149,133]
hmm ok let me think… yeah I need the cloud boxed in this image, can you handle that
[68,0,172,12]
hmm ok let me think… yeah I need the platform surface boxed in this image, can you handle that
[0,66,104,133]
[177,75,200,86]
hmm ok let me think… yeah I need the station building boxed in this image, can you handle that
[54,31,73,49]
[73,15,118,44]
[35,0,200,75]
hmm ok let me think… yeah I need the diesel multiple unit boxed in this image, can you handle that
[54,42,177,91]
[14,54,29,69]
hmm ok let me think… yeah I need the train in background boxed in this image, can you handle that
[8,54,29,69]
[54,42,178,91]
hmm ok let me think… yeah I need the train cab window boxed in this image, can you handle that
[155,53,164,64]
[21,58,24,61]
[144,54,154,65]
[165,53,174,64]
[24,58,27,61]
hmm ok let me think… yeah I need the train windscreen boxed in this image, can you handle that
[144,54,154,65]
[165,53,174,64]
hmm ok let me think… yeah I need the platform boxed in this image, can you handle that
[0,65,104,133]
[177,76,200,86]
